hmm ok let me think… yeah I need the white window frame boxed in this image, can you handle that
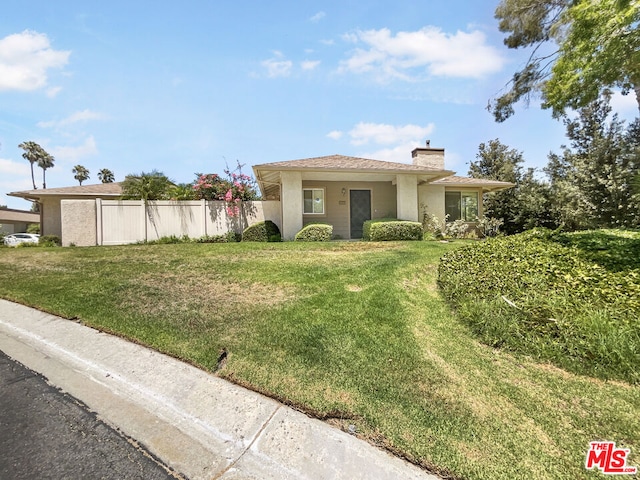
[303,188,325,215]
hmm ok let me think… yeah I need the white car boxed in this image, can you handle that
[3,233,40,246]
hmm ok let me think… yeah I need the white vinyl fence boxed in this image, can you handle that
[60,199,281,246]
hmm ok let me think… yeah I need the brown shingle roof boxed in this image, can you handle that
[254,155,449,174]
[9,182,123,199]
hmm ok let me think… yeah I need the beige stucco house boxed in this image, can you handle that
[0,208,40,234]
[253,143,514,240]
[7,143,513,245]
[8,183,123,240]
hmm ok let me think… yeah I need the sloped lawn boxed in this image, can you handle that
[0,239,638,480]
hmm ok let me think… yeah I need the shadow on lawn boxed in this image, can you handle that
[552,230,640,272]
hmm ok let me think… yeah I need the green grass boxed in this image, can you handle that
[0,240,638,479]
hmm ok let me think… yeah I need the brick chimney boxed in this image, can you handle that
[411,140,445,170]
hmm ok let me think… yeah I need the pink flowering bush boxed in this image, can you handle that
[192,163,259,217]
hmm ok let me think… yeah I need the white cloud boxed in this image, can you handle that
[50,136,98,162]
[326,130,343,140]
[46,86,63,98]
[38,109,105,129]
[339,27,504,81]
[347,122,435,146]
[310,11,326,23]
[0,30,70,91]
[360,142,424,163]
[301,60,321,71]
[261,51,293,78]
[0,158,30,176]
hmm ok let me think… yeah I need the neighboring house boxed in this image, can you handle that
[0,208,40,234]
[7,142,513,245]
[8,183,123,240]
[253,143,514,240]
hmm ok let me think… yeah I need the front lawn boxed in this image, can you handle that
[0,240,637,479]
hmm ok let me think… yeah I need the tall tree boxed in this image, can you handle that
[18,141,47,190]
[72,165,90,185]
[97,168,115,183]
[37,149,55,189]
[469,139,552,233]
[545,95,640,228]
[121,171,175,202]
[491,0,640,121]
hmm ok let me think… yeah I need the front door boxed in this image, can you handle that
[350,190,371,239]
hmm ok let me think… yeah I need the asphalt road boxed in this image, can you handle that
[0,350,183,480]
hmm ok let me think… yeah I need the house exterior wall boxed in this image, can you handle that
[281,171,303,240]
[61,200,97,246]
[396,174,418,222]
[419,184,446,225]
[301,180,396,239]
[40,197,62,238]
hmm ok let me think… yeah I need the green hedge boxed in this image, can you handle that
[366,220,423,241]
[39,235,61,246]
[362,218,397,241]
[242,221,281,242]
[294,223,333,242]
[438,228,640,384]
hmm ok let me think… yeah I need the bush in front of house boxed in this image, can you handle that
[242,220,281,242]
[294,223,333,242]
[362,218,397,241]
[39,235,61,246]
[368,220,423,241]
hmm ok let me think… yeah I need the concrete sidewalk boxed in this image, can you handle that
[0,299,440,480]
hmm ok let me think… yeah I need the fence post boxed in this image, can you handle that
[201,198,207,238]
[96,198,103,246]
[141,199,147,242]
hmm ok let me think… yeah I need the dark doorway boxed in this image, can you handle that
[349,190,371,239]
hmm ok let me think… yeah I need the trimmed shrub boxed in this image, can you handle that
[368,221,423,241]
[196,232,240,243]
[362,218,397,241]
[242,220,281,242]
[294,223,333,242]
[39,235,61,246]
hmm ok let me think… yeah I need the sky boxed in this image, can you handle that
[1,0,638,210]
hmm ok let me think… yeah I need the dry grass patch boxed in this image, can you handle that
[138,272,298,306]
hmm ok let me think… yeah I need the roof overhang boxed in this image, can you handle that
[253,165,455,200]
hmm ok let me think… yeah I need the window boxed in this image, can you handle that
[445,191,478,221]
[303,188,325,214]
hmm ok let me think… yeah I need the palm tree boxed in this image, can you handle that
[121,171,175,202]
[169,183,196,200]
[97,168,115,183]
[72,165,90,185]
[37,150,55,189]
[18,141,46,190]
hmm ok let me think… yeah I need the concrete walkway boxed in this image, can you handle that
[0,299,440,480]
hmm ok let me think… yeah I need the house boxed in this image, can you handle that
[7,142,513,245]
[8,183,123,241]
[0,208,40,234]
[253,143,514,240]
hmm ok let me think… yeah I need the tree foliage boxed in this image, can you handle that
[491,0,640,121]
[72,165,90,185]
[545,95,640,228]
[97,168,115,183]
[192,161,260,216]
[19,141,54,189]
[121,171,175,202]
[469,139,552,234]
